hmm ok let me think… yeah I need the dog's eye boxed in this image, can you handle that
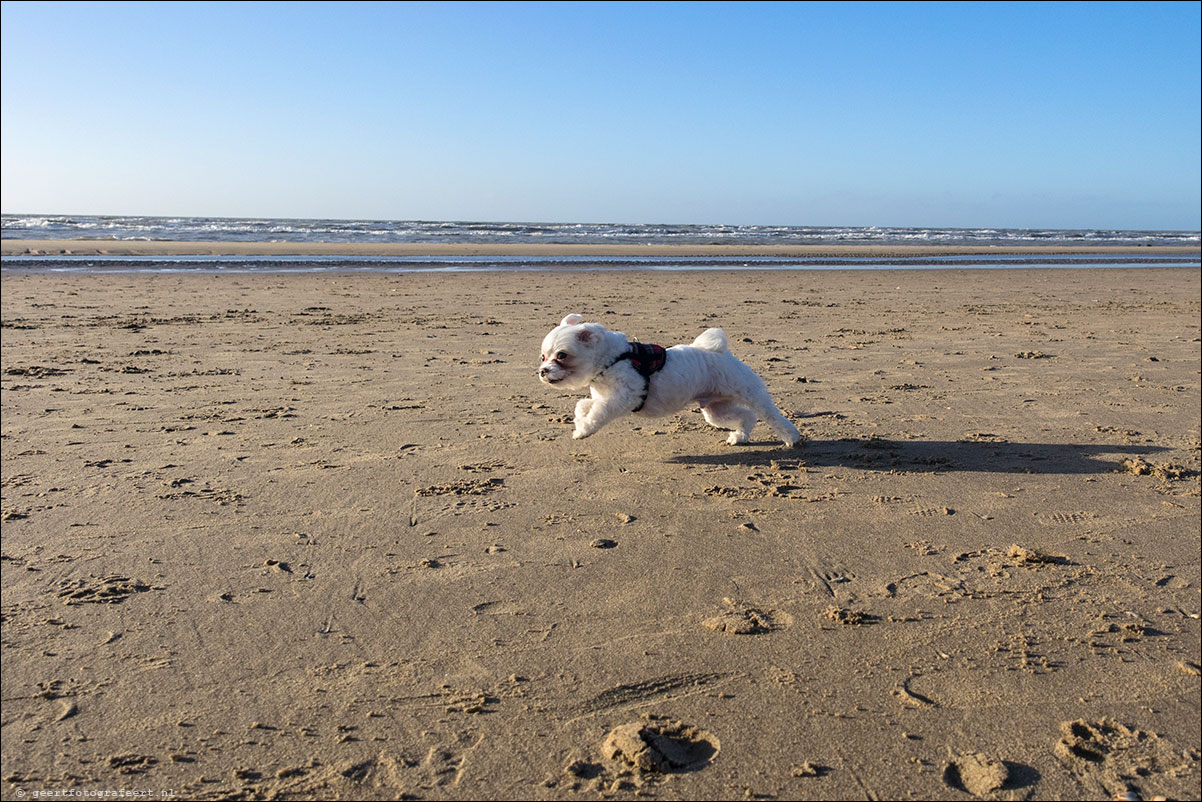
[555,351,567,360]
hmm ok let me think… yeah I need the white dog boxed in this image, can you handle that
[538,314,801,446]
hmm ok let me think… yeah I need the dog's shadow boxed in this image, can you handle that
[668,437,1173,476]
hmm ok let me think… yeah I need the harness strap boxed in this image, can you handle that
[597,342,667,412]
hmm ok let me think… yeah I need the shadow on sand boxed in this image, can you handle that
[668,438,1170,475]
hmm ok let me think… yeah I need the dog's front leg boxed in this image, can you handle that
[572,397,626,439]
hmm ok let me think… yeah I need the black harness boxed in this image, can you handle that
[599,342,667,412]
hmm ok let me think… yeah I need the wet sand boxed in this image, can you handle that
[3,238,1199,258]
[1,267,1199,800]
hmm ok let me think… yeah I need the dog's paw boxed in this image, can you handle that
[726,432,750,445]
[572,429,592,440]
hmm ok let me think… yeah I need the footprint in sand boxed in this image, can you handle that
[415,477,513,514]
[1054,718,1199,799]
[57,576,153,605]
[1122,457,1190,481]
[415,477,505,497]
[942,753,1009,797]
[701,598,792,635]
[910,505,954,517]
[1039,511,1094,525]
[602,714,720,774]
[822,605,878,626]
[1006,544,1067,565]
[3,365,71,378]
[107,753,158,775]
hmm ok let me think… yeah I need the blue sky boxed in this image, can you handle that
[2,1,1199,229]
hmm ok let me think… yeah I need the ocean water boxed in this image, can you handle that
[3,253,1200,275]
[3,214,1199,247]
[4,215,1198,273]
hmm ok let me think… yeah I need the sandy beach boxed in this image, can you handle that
[1,264,1199,800]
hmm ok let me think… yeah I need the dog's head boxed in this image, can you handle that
[538,313,612,389]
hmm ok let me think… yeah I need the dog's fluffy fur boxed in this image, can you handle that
[538,314,800,446]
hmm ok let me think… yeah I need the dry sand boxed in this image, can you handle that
[1,266,1199,800]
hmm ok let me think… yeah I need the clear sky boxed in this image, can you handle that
[2,0,1199,229]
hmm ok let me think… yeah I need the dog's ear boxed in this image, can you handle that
[575,326,595,344]
[561,313,585,326]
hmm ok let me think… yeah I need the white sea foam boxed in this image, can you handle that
[2,215,1198,246]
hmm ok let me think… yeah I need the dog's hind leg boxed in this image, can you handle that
[742,393,801,447]
[701,399,759,445]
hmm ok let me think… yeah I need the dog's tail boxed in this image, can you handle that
[691,327,729,353]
